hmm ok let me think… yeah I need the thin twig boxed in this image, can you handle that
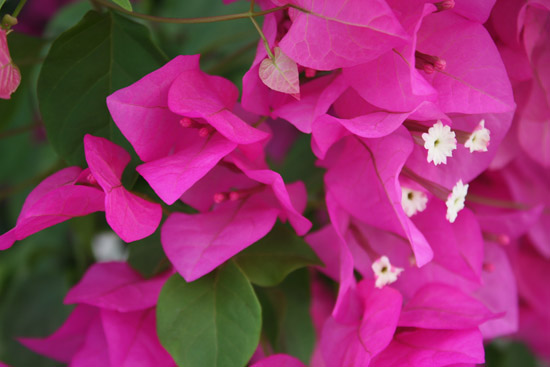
[0,122,42,140]
[94,0,292,24]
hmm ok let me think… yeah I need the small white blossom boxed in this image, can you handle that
[372,256,404,288]
[446,180,469,223]
[464,119,490,153]
[401,187,428,217]
[422,120,457,165]
[92,232,128,262]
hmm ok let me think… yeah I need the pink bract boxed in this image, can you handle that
[0,29,21,100]
[0,167,104,250]
[84,135,162,242]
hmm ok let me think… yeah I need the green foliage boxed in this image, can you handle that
[111,0,132,12]
[256,269,316,363]
[0,32,44,131]
[127,227,168,278]
[37,10,166,165]
[157,262,262,367]
[151,0,258,85]
[0,224,79,367]
[235,221,322,287]
[485,340,539,367]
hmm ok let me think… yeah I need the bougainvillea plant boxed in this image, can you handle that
[0,0,548,366]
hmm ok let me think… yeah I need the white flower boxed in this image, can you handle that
[401,187,428,217]
[422,120,457,165]
[91,232,128,262]
[372,256,404,288]
[464,119,490,153]
[446,180,469,223]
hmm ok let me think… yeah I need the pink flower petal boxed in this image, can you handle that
[84,134,129,190]
[65,262,168,312]
[251,354,307,367]
[259,47,300,96]
[84,135,162,242]
[323,128,433,266]
[101,308,175,367]
[168,70,268,145]
[474,242,518,338]
[137,133,237,205]
[233,166,312,235]
[13,185,105,241]
[161,195,279,281]
[319,280,402,366]
[370,329,485,367]
[417,12,515,114]
[106,55,200,162]
[105,187,162,243]
[398,283,498,329]
[412,202,484,282]
[69,318,111,367]
[19,305,99,363]
[0,29,21,99]
[278,0,408,70]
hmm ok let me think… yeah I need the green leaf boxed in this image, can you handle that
[152,0,257,85]
[157,261,262,367]
[256,269,316,363]
[485,340,538,367]
[0,32,45,131]
[44,1,93,39]
[111,0,133,11]
[37,10,166,165]
[235,221,322,287]
[273,133,325,199]
[127,227,168,278]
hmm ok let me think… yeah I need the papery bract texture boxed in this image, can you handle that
[20,262,174,367]
[162,196,279,282]
[0,29,21,99]
[84,135,162,242]
[251,354,307,367]
[323,128,433,266]
[278,0,408,70]
[64,262,169,312]
[0,167,104,250]
[370,329,485,367]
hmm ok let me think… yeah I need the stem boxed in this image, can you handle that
[401,166,450,200]
[205,38,257,75]
[250,0,256,12]
[12,0,28,18]
[404,120,472,144]
[466,193,532,211]
[252,115,268,128]
[249,16,274,59]
[0,122,41,140]
[94,0,290,24]
[0,160,64,201]
[89,0,102,12]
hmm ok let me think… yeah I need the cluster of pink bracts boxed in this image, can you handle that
[1,0,549,366]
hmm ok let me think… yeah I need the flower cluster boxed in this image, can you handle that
[0,0,548,366]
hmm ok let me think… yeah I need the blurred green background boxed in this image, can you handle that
[0,0,544,366]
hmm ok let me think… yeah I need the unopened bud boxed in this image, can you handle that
[87,173,97,185]
[229,191,241,201]
[483,262,495,273]
[415,51,447,73]
[305,68,316,78]
[179,117,193,128]
[2,14,18,28]
[213,192,228,204]
[198,126,214,137]
[434,0,455,12]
